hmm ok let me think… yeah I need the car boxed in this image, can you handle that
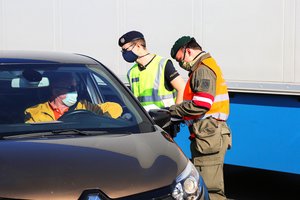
[0,50,210,200]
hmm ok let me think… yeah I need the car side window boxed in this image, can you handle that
[92,75,123,105]
[91,73,136,121]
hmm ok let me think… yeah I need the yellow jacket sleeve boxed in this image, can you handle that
[99,102,123,119]
[77,100,123,119]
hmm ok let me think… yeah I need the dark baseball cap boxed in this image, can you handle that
[118,31,144,47]
[170,36,195,59]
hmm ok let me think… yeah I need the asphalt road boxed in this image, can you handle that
[224,164,300,200]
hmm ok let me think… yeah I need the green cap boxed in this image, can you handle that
[170,36,195,59]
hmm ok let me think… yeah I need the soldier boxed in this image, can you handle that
[169,36,232,200]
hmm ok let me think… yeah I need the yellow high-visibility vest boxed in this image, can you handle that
[128,55,176,108]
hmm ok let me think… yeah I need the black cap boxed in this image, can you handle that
[170,36,195,59]
[118,31,144,47]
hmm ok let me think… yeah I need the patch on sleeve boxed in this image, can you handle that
[131,77,139,83]
[200,79,210,91]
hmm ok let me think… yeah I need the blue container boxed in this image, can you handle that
[175,92,300,174]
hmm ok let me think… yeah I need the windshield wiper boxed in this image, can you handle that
[1,129,108,140]
[52,129,133,136]
[1,129,132,140]
[52,129,108,136]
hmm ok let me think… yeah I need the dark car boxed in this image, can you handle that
[0,50,209,200]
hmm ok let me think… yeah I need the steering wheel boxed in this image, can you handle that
[58,109,98,122]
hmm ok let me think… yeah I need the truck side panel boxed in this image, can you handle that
[1,0,300,88]
[175,92,300,174]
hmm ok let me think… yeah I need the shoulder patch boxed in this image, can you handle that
[200,79,210,90]
[131,77,139,83]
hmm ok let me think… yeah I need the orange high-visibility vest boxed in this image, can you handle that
[183,57,229,122]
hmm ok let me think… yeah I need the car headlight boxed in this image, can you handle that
[86,194,102,200]
[172,161,203,200]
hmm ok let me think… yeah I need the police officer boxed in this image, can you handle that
[118,31,185,111]
[169,36,232,200]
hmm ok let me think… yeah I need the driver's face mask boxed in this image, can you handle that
[62,91,78,107]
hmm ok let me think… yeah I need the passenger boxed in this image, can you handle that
[169,36,232,200]
[118,30,185,111]
[24,73,122,123]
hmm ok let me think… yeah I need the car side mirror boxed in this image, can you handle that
[148,109,170,129]
[148,108,181,138]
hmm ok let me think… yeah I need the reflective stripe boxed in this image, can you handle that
[127,70,131,83]
[182,55,229,125]
[204,112,228,121]
[214,93,229,103]
[184,95,228,121]
[153,58,166,90]
[141,58,169,102]
[138,92,174,102]
[137,58,175,105]
[184,112,228,126]
[129,56,176,108]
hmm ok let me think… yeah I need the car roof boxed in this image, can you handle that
[0,50,99,65]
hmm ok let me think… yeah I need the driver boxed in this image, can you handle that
[24,73,123,123]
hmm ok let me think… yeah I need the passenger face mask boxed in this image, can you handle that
[62,91,78,107]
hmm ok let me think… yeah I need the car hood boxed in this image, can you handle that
[0,129,187,200]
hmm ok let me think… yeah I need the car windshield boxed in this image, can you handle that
[0,63,154,137]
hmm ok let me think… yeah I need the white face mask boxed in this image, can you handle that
[62,91,78,107]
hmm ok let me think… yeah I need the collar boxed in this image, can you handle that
[138,54,156,71]
[190,51,211,72]
[49,100,69,113]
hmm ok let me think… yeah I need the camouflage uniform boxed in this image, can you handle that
[170,53,232,200]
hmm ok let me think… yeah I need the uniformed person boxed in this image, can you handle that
[169,36,232,200]
[118,30,185,111]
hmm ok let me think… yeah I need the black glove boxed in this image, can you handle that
[169,121,180,138]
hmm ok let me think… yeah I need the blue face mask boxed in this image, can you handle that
[122,50,138,63]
